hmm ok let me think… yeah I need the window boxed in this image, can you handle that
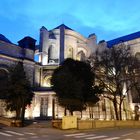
[43,76,52,87]
[48,45,58,63]
[76,51,85,61]
[67,47,74,58]
[48,45,53,61]
[40,97,48,117]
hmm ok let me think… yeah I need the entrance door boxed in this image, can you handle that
[40,97,48,117]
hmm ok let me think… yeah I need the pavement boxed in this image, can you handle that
[3,116,140,139]
[25,120,52,128]
[24,120,81,133]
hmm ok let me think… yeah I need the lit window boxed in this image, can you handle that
[67,47,74,58]
[43,76,52,87]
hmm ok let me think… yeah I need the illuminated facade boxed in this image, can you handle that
[33,25,140,120]
[33,24,99,119]
[0,25,139,120]
[106,32,140,113]
[0,35,36,117]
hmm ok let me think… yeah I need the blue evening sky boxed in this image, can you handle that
[0,0,140,44]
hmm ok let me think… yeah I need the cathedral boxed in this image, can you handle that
[0,24,139,120]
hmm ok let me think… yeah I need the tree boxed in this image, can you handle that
[89,43,140,120]
[0,68,9,99]
[51,58,100,116]
[128,54,140,104]
[5,62,34,125]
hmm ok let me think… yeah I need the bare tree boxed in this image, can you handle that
[89,43,140,120]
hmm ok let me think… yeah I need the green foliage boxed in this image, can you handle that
[5,62,34,121]
[51,58,100,114]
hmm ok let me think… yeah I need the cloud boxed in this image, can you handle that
[0,0,140,43]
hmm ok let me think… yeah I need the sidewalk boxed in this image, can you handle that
[25,120,81,134]
[25,120,52,128]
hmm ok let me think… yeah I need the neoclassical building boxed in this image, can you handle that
[0,24,139,120]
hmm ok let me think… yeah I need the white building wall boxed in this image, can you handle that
[65,35,78,59]
[48,34,60,63]
[38,26,92,65]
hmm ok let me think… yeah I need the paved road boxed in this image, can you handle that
[0,125,140,140]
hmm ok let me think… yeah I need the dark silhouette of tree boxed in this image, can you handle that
[51,58,100,116]
[0,68,9,99]
[128,55,140,104]
[89,43,140,120]
[5,62,34,125]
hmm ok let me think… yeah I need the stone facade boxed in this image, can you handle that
[33,25,140,120]
[0,25,140,120]
[105,33,140,113]
[35,24,97,65]
[33,24,104,119]
[0,36,36,117]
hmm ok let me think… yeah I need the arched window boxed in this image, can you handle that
[48,45,58,63]
[48,45,53,61]
[43,76,52,87]
[67,47,74,58]
[76,51,85,61]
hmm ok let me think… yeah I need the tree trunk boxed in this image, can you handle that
[64,108,67,116]
[119,99,123,120]
[81,111,82,119]
[104,99,107,120]
[52,98,55,119]
[113,98,119,120]
[21,104,25,127]
[89,107,91,119]
[70,110,73,116]
[89,107,94,119]
[16,108,21,120]
[119,104,122,120]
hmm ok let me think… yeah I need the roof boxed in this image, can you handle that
[49,31,56,39]
[107,31,140,48]
[53,24,73,31]
[18,36,36,43]
[88,33,96,38]
[0,40,34,61]
[0,34,12,44]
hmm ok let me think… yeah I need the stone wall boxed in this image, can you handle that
[52,119,140,130]
[77,120,140,129]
